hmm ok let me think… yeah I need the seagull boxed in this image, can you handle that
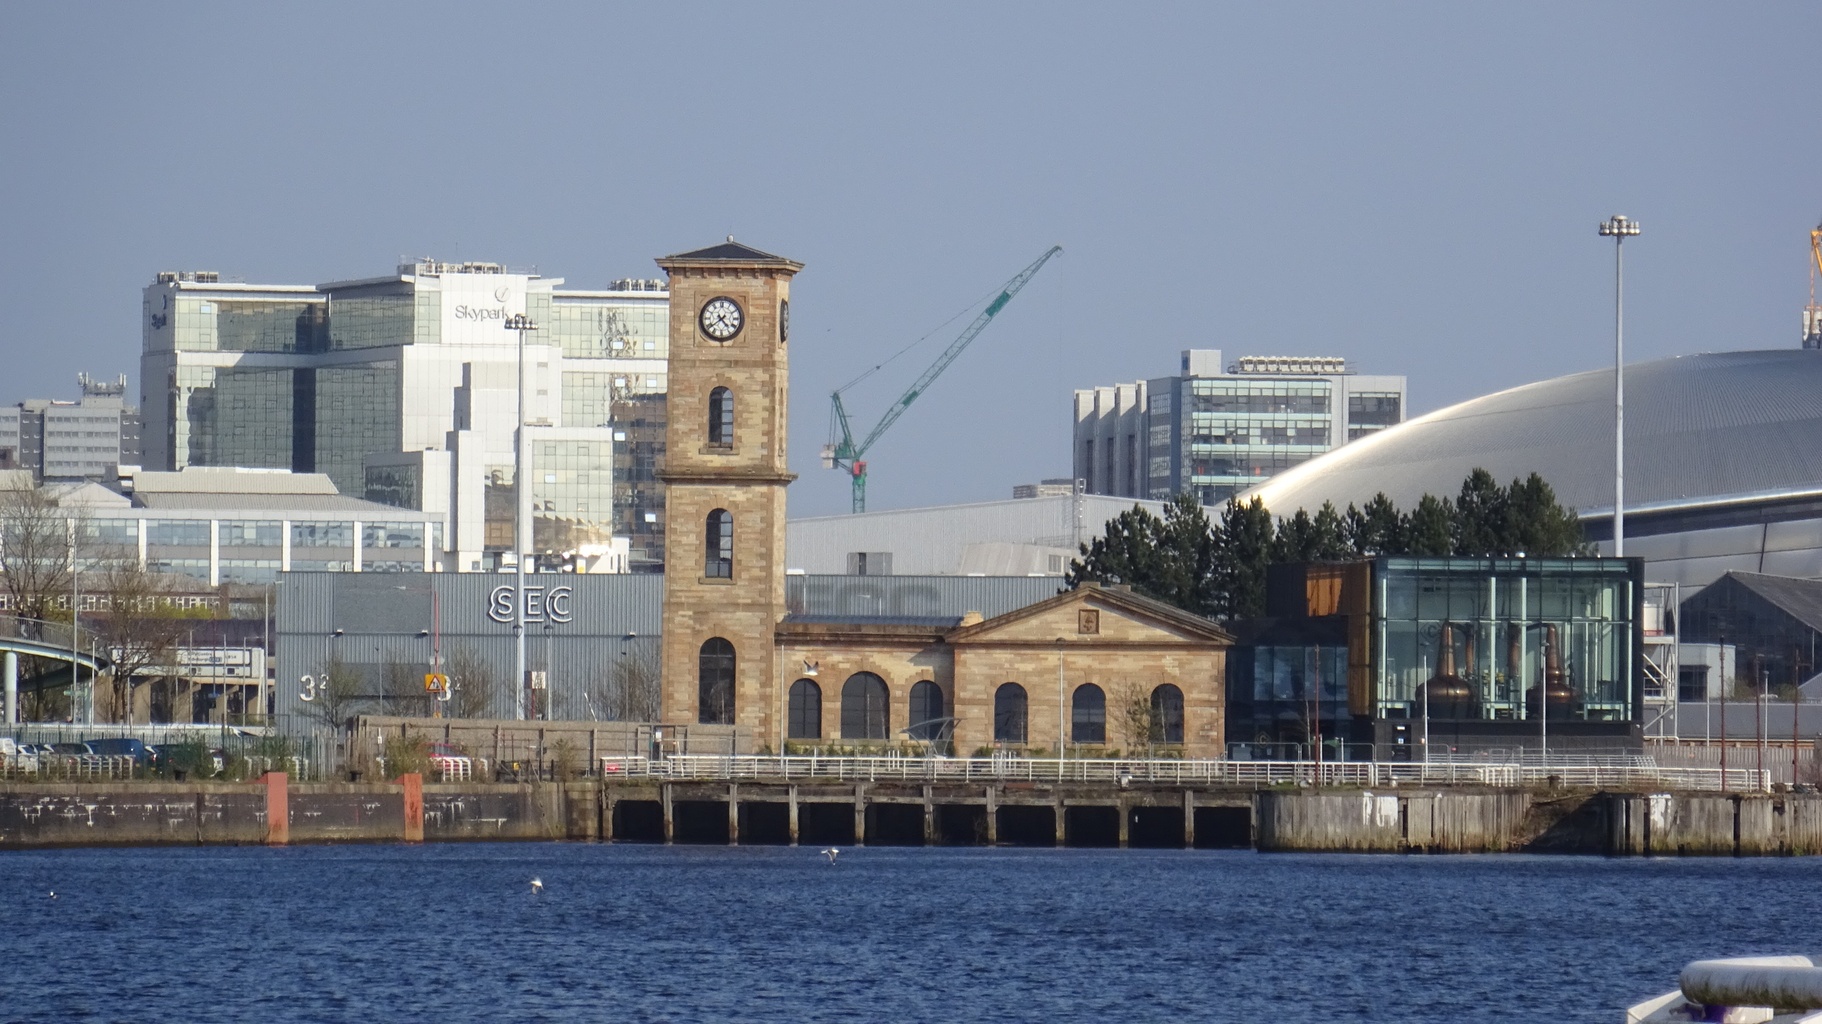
[530,877,544,894]
[47,891,57,900]
[820,847,840,864]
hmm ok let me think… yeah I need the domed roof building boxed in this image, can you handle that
[1248,350,1822,587]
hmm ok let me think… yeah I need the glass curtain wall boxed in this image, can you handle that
[1375,558,1635,723]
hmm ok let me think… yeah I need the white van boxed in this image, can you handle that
[0,737,39,773]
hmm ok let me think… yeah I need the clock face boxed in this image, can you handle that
[779,299,790,343]
[699,296,743,341]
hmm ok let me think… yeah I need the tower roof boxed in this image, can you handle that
[657,237,802,270]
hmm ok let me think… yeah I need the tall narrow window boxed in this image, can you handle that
[840,672,889,740]
[907,681,945,741]
[705,508,732,578]
[699,638,735,724]
[1072,683,1106,744]
[788,678,822,739]
[1151,683,1184,744]
[994,683,1028,743]
[708,387,734,447]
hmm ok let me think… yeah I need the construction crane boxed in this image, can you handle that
[1807,220,1822,350]
[821,245,1062,513]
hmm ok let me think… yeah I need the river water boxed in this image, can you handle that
[1,844,1812,1023]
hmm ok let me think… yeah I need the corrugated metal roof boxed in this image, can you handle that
[135,493,428,515]
[786,574,1061,620]
[1715,571,1822,635]
[785,494,1162,575]
[1251,350,1822,517]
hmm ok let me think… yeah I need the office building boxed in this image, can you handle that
[0,374,142,483]
[1073,350,1406,505]
[139,262,669,574]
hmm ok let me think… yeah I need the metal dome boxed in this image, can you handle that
[1249,350,1822,518]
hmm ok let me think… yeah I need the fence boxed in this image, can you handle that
[594,754,1773,792]
[3,723,324,781]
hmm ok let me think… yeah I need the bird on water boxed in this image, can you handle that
[530,877,544,894]
[821,848,840,864]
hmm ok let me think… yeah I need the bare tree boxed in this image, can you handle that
[302,651,367,732]
[0,478,74,630]
[442,643,500,719]
[1111,681,1158,756]
[599,642,662,722]
[89,558,190,721]
[382,656,435,719]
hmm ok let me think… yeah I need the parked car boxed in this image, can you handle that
[0,738,39,773]
[48,742,92,756]
[84,738,152,765]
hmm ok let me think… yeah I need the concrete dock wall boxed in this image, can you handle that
[7,777,1822,855]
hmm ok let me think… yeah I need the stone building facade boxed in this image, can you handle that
[656,241,1231,758]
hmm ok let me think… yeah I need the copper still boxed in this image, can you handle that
[1524,623,1576,719]
[1418,622,1478,718]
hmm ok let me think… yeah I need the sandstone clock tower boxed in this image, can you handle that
[656,239,802,742]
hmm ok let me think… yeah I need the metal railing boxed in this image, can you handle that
[594,755,1775,792]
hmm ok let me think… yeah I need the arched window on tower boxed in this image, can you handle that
[705,509,732,578]
[708,387,734,448]
[840,672,889,740]
[787,678,822,739]
[1150,683,1185,744]
[699,638,735,724]
[1072,683,1106,745]
[994,683,1028,744]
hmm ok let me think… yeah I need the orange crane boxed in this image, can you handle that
[1807,221,1822,349]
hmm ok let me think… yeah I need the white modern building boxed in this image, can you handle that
[0,374,142,483]
[139,261,669,574]
[1074,349,1407,505]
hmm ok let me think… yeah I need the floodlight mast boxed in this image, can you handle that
[823,246,1062,513]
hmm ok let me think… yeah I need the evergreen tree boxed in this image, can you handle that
[1344,492,1406,555]
[1215,496,1276,619]
[1406,494,1455,556]
[1310,501,1352,560]
[1066,504,1165,593]
[1504,472,1590,556]
[1066,495,1222,616]
[1453,467,1510,556]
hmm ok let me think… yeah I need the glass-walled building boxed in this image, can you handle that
[140,264,669,574]
[1073,349,1407,505]
[1229,557,1644,757]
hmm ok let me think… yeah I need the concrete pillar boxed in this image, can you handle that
[602,788,616,843]
[853,784,867,846]
[1183,789,1196,848]
[1116,797,1129,848]
[727,783,739,846]
[985,786,998,846]
[1054,798,1066,847]
[3,651,15,726]
[264,771,289,846]
[923,785,935,846]
[788,785,799,846]
[661,783,674,845]
[401,773,424,843]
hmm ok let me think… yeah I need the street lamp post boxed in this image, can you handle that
[503,312,539,721]
[1598,215,1641,557]
[1054,638,1066,776]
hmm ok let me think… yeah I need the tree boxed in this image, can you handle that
[1405,494,1455,556]
[1453,468,1510,556]
[1344,493,1405,555]
[442,643,500,719]
[599,641,662,722]
[1067,496,1221,616]
[1213,497,1275,619]
[301,651,366,732]
[0,479,73,630]
[1109,681,1158,755]
[88,558,190,722]
[1505,472,1590,556]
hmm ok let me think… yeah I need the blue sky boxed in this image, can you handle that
[2,3,1818,516]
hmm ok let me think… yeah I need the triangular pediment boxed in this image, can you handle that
[946,584,1232,646]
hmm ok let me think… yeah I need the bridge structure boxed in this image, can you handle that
[2,617,112,724]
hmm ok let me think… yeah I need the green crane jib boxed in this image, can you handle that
[822,245,1062,513]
